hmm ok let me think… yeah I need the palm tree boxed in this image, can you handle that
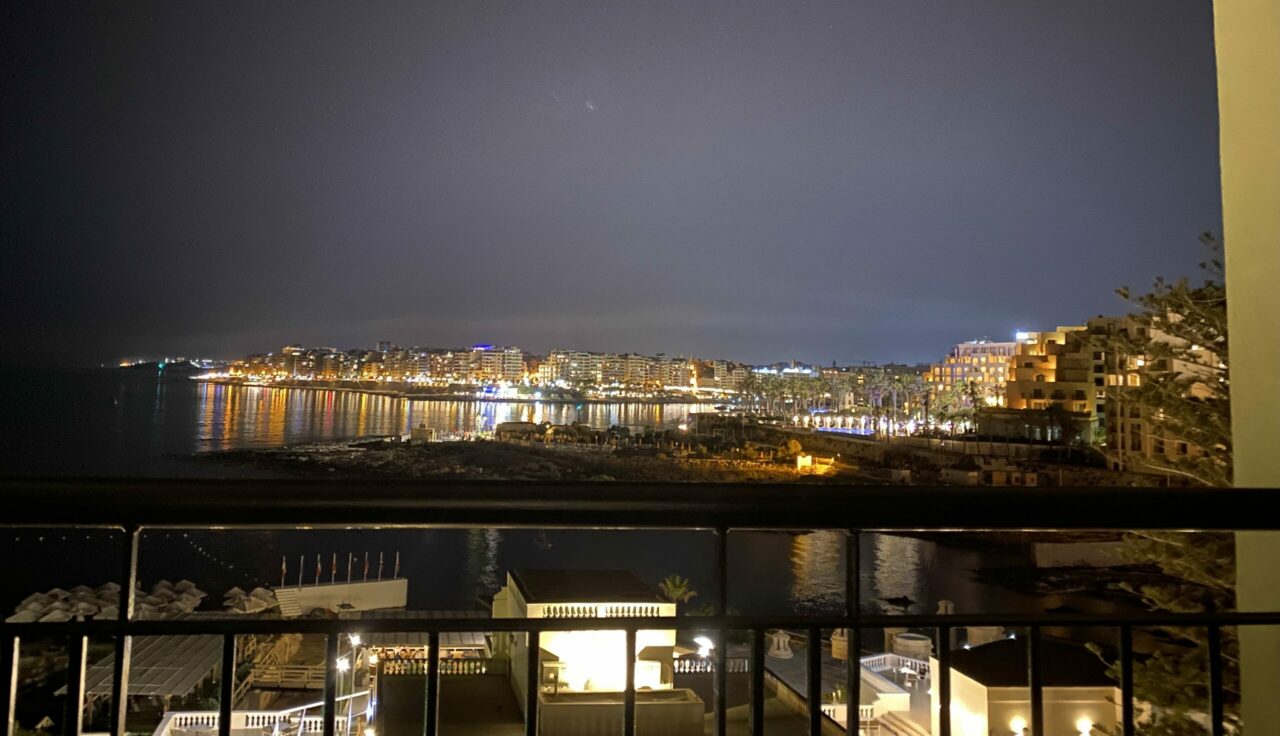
[658,574,698,605]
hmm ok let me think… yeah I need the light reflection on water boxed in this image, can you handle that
[194,381,713,451]
[790,531,846,611]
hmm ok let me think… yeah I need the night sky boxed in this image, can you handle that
[2,1,1222,366]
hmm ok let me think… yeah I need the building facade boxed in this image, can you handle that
[925,340,1016,406]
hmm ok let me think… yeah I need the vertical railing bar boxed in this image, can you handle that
[322,634,337,736]
[716,526,730,736]
[715,527,728,617]
[110,525,139,736]
[1120,625,1134,736]
[424,631,440,736]
[1029,625,1044,736]
[806,627,822,736]
[846,530,860,622]
[845,630,858,736]
[218,635,235,736]
[624,628,636,736]
[2,635,17,736]
[715,628,727,736]
[846,529,860,736]
[750,629,765,736]
[525,630,540,736]
[64,634,87,736]
[938,626,952,736]
[1208,624,1224,736]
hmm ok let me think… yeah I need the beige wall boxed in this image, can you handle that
[987,687,1120,736]
[1215,0,1280,730]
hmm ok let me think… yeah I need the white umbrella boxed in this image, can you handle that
[97,582,121,594]
[38,610,73,623]
[5,611,39,623]
[174,580,197,592]
[71,601,99,616]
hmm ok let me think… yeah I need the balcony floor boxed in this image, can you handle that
[437,675,524,735]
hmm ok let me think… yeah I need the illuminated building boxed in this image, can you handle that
[925,340,1016,406]
[474,345,525,383]
[929,638,1120,736]
[1088,317,1212,475]
[540,350,603,385]
[1001,327,1102,442]
[492,569,700,734]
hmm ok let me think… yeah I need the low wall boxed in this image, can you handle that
[1031,542,1125,568]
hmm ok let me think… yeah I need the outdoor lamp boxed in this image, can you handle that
[365,729,376,736]
[367,652,378,665]
[694,636,715,657]
[1076,717,1093,735]
[1009,715,1027,734]
[349,633,362,646]
[336,656,351,672]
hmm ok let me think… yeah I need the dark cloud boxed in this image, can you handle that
[1,1,1221,365]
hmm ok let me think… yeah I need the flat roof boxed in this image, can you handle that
[361,610,489,649]
[511,569,659,604]
[59,634,221,697]
[949,638,1112,687]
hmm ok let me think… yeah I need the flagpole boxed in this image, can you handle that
[315,554,321,586]
[378,552,384,581]
[363,552,369,582]
[331,552,337,584]
[298,555,304,588]
[394,551,400,579]
[281,555,287,588]
[347,552,353,583]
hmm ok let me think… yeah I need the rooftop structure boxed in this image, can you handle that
[508,569,660,605]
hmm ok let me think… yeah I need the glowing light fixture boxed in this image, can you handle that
[349,634,362,646]
[1076,717,1093,735]
[336,657,350,672]
[1009,715,1027,734]
[694,636,715,657]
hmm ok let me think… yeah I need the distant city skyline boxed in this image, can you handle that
[3,1,1221,366]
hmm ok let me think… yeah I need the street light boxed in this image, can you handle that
[336,657,351,672]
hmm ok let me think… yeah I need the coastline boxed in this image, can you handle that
[195,377,722,406]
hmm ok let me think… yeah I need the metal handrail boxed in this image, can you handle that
[1,479,1277,530]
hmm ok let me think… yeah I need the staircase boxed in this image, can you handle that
[275,587,302,618]
[879,712,932,736]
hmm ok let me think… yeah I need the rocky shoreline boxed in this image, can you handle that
[198,438,857,483]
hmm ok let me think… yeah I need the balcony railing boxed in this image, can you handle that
[2,479,1279,736]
